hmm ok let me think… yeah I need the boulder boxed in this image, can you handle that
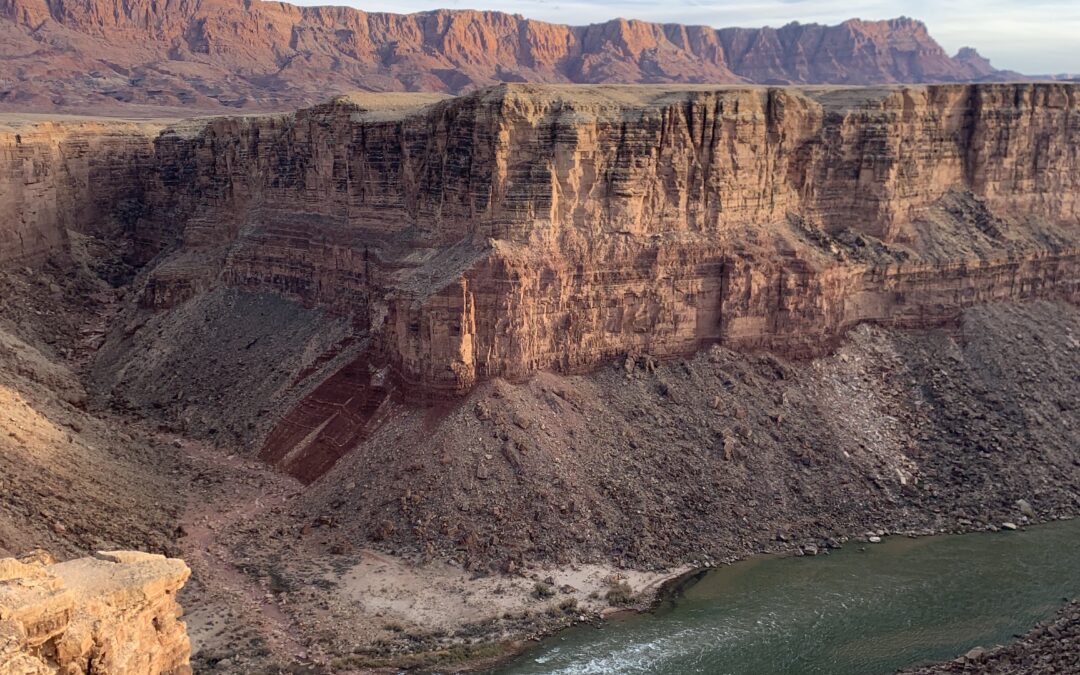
[1015,499,1036,519]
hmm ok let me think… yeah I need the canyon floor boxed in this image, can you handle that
[2,242,1078,673]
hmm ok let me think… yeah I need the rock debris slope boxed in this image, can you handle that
[906,600,1080,674]
[0,0,1021,113]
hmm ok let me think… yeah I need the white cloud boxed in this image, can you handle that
[290,0,1079,73]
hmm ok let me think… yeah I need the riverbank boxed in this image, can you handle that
[184,299,1080,673]
[171,430,1080,675]
[490,518,1080,674]
[283,515,1079,674]
[906,599,1080,674]
[175,422,697,673]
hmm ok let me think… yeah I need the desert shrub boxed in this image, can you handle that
[532,581,556,599]
[605,580,635,607]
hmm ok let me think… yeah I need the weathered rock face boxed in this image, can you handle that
[0,0,1018,113]
[131,84,1080,395]
[0,550,191,675]
[0,119,161,265]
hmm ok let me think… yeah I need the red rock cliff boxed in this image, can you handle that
[3,83,1077,479]
[124,84,1079,402]
[0,0,1017,113]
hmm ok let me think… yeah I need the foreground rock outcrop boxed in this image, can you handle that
[0,0,1020,113]
[0,550,191,674]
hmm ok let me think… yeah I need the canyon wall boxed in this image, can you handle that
[0,119,161,264]
[0,550,191,674]
[3,82,1077,479]
[128,83,1080,399]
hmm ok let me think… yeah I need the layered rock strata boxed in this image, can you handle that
[5,83,1079,480]
[0,118,163,265]
[0,550,191,675]
[131,84,1080,391]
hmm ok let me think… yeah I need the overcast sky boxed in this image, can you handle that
[290,0,1077,74]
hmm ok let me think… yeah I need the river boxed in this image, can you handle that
[492,518,1080,674]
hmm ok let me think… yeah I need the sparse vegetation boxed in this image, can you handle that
[605,579,636,607]
[331,641,509,670]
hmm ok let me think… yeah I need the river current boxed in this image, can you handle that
[493,519,1080,674]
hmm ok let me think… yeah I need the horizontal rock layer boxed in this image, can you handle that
[131,84,1080,395]
[0,119,161,264]
[0,550,191,674]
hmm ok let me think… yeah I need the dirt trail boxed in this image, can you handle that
[174,435,316,664]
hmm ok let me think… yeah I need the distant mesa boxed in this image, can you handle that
[0,0,1027,113]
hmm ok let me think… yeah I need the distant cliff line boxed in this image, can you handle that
[0,0,1024,113]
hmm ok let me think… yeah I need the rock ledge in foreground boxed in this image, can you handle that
[0,550,191,675]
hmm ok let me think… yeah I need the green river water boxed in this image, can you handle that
[492,519,1080,674]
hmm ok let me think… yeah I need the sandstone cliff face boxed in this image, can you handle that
[0,551,191,675]
[130,84,1080,393]
[0,119,161,264]
[64,82,1068,479]
[0,0,1016,113]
